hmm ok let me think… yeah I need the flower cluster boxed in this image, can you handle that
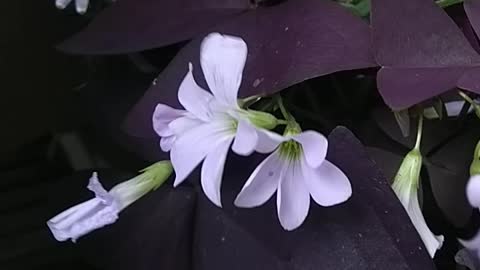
[153,33,352,231]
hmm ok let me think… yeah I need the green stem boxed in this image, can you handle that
[436,0,463,8]
[275,95,293,121]
[459,90,475,105]
[414,114,424,151]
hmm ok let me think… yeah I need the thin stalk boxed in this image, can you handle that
[275,95,293,122]
[459,90,475,105]
[414,114,424,151]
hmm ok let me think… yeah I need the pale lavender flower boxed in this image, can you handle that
[153,33,280,207]
[234,128,352,231]
[47,162,172,242]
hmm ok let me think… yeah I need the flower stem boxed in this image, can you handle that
[414,114,424,151]
[436,0,463,8]
[275,95,293,121]
[459,90,475,105]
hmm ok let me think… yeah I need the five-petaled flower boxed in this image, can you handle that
[153,33,279,207]
[234,123,352,231]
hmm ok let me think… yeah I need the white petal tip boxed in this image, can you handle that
[281,223,300,231]
[188,62,193,72]
[233,197,250,208]
[466,175,480,208]
[56,3,67,9]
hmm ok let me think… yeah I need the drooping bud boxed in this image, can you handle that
[391,115,444,257]
[47,161,173,242]
[470,140,480,176]
[245,110,279,130]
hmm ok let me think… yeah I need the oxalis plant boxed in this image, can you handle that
[49,0,480,269]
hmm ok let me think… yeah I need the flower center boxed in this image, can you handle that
[279,140,302,161]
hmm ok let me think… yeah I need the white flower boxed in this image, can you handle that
[391,149,444,257]
[466,175,480,208]
[152,104,195,152]
[47,162,172,242]
[234,127,352,231]
[56,0,90,14]
[153,33,279,207]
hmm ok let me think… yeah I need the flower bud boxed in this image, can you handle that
[246,110,279,130]
[392,149,444,258]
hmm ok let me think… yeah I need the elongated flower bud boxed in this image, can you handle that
[245,110,279,130]
[47,161,173,242]
[391,116,444,257]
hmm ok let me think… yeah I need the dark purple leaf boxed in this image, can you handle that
[123,0,376,138]
[458,67,480,91]
[59,0,251,54]
[447,3,480,53]
[371,0,480,110]
[193,127,435,269]
[465,0,480,40]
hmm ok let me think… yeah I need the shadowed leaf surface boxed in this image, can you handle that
[371,0,480,110]
[59,0,251,54]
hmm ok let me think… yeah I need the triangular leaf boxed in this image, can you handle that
[371,0,480,110]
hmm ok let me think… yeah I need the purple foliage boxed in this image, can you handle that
[371,0,480,110]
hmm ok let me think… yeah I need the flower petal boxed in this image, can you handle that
[87,172,114,204]
[56,0,72,9]
[170,121,233,186]
[47,198,119,242]
[255,129,285,154]
[277,162,311,231]
[201,137,233,207]
[460,230,480,256]
[200,32,247,108]
[235,151,283,208]
[467,175,480,208]
[232,120,258,156]
[302,160,352,207]
[405,191,444,257]
[168,115,203,135]
[160,136,176,152]
[152,103,185,137]
[75,0,89,14]
[293,130,328,168]
[109,176,153,210]
[178,63,214,121]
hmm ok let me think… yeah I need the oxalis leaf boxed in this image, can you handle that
[123,0,376,138]
[58,0,251,54]
[371,0,480,110]
[459,0,480,92]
